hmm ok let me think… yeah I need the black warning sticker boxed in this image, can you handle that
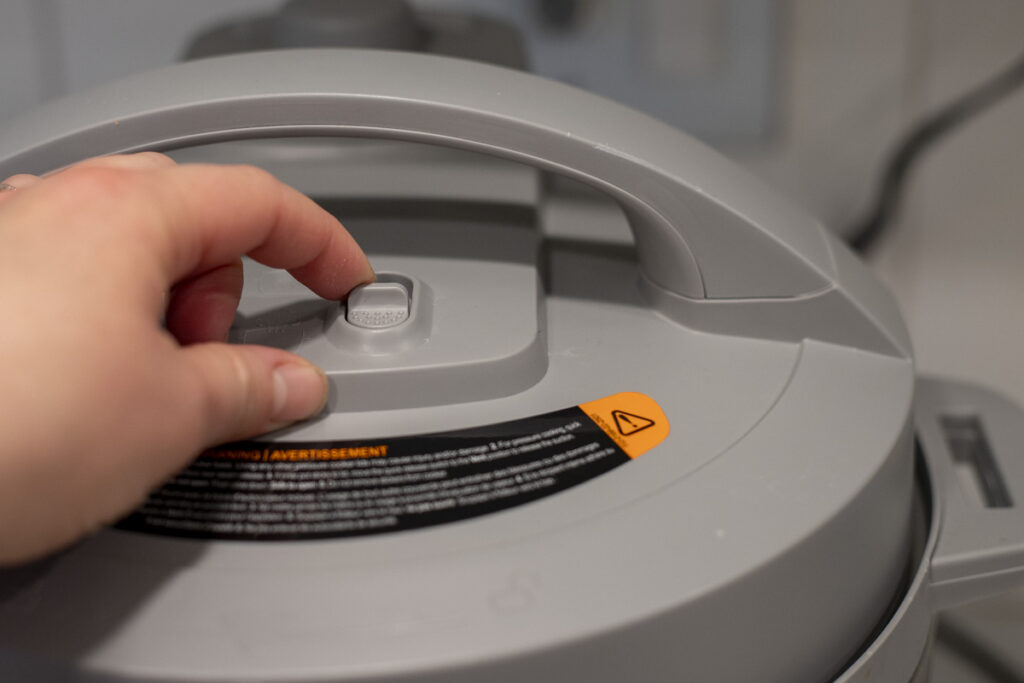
[116,392,669,541]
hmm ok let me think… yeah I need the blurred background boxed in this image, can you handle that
[1,1,1022,679]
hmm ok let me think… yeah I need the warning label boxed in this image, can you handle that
[612,411,655,436]
[116,392,669,541]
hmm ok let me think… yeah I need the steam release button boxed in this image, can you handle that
[346,281,410,329]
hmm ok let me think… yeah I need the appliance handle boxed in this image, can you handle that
[0,48,831,301]
[916,377,1024,610]
[0,49,911,354]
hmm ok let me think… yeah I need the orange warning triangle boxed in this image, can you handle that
[612,410,655,436]
[580,393,669,458]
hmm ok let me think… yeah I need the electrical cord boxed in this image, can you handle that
[849,49,1024,254]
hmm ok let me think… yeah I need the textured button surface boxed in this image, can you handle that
[346,281,410,329]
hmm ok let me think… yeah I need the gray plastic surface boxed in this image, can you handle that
[916,377,1024,609]
[170,139,542,207]
[0,181,921,681]
[0,339,916,683]
[232,257,546,412]
[838,377,1024,682]
[0,50,928,682]
[346,280,410,329]
[0,49,908,355]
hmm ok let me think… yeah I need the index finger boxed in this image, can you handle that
[45,161,374,301]
[159,163,375,297]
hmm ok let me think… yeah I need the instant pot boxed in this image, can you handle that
[1,49,1023,683]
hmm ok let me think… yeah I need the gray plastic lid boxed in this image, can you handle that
[0,49,926,682]
[0,49,908,355]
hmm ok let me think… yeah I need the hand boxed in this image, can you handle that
[0,153,373,564]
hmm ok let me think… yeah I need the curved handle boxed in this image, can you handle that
[0,49,833,301]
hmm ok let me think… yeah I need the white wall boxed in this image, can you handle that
[0,0,279,120]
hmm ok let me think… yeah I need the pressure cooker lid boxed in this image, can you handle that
[0,50,916,682]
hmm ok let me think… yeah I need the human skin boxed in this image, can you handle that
[0,152,373,564]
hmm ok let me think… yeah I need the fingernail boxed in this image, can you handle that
[271,362,328,422]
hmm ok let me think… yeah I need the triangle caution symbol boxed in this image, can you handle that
[612,410,656,437]
[580,393,670,459]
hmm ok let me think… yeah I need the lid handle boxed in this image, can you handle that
[0,49,832,301]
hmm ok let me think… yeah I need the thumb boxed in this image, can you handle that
[178,342,329,447]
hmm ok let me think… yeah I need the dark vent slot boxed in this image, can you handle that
[940,415,1013,508]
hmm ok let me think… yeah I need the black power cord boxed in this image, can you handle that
[849,49,1024,254]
